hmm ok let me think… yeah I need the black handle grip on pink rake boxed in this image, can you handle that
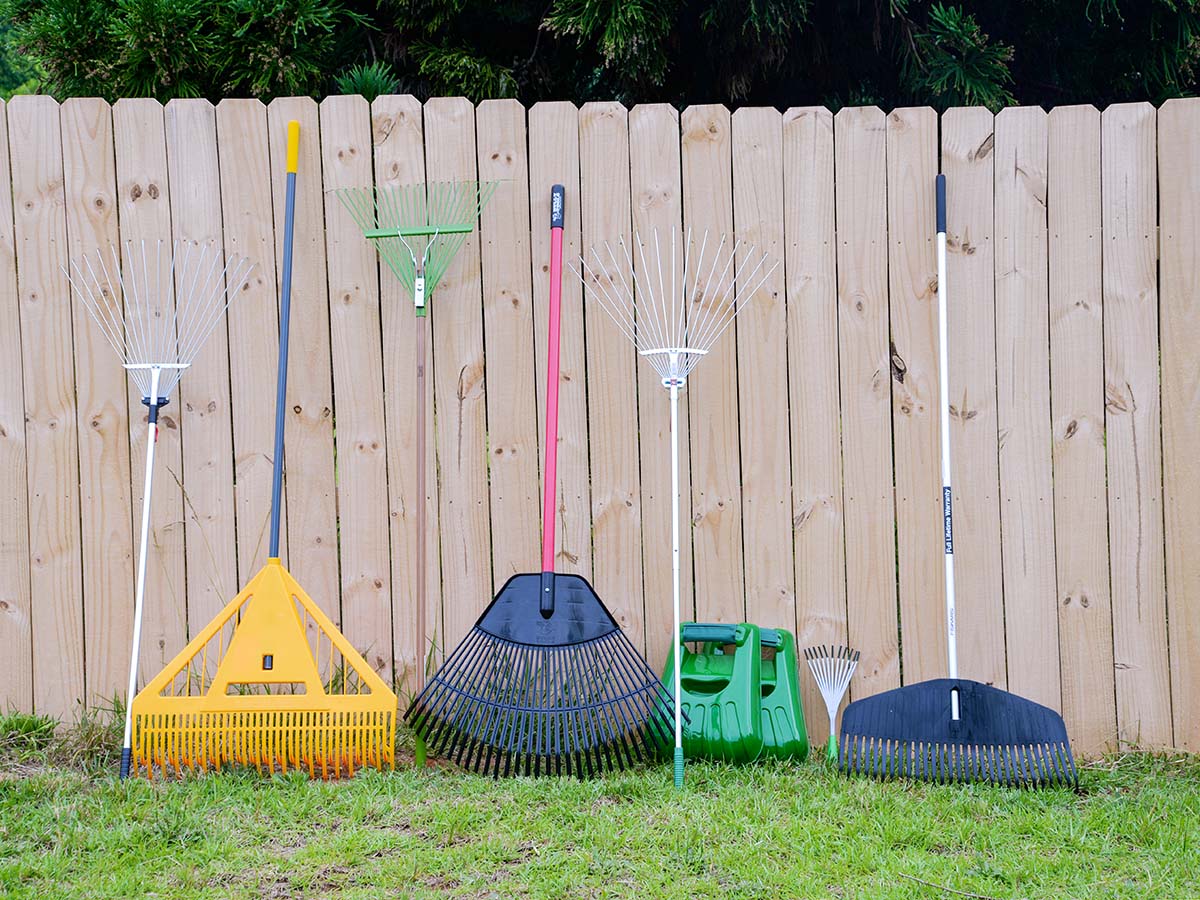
[540,184,566,617]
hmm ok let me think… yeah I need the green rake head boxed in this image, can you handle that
[336,180,498,313]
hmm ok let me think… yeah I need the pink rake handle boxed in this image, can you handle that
[542,184,565,574]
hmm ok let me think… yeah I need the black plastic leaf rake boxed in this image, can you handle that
[838,174,1076,788]
[405,187,673,777]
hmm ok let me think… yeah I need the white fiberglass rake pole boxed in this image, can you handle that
[64,239,255,778]
[573,228,777,789]
[935,175,959,720]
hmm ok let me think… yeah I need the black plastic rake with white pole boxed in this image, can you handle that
[837,175,1077,787]
[64,240,255,779]
[575,228,777,787]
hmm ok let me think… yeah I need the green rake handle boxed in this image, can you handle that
[365,224,475,239]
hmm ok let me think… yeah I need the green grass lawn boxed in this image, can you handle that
[1,714,1197,899]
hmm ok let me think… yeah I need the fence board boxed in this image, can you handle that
[0,99,33,712]
[628,103,686,667]
[1160,98,1200,753]
[477,100,540,587]
[833,106,899,698]
[60,99,134,706]
[528,102,590,586]
[1101,102,1172,749]
[370,94,438,688]
[783,106,845,740]
[214,100,282,583]
[424,97,492,648]
[1048,105,1116,754]
[112,98,187,673]
[681,104,744,625]
[267,98,340,622]
[164,99,240,641]
[7,96,85,717]
[886,107,943,684]
[731,108,793,632]
[580,102,645,649]
[994,107,1060,708]
[319,94,393,678]
[939,108,1006,687]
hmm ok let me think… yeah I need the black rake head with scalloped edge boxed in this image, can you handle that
[839,678,1077,787]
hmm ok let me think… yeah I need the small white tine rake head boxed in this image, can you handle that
[803,644,860,763]
[64,239,256,404]
[571,227,778,389]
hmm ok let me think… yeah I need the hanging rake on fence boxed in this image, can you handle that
[336,180,497,766]
[65,238,256,779]
[573,228,778,787]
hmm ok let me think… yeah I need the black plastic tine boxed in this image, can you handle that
[599,633,662,763]
[578,643,619,777]
[508,643,541,776]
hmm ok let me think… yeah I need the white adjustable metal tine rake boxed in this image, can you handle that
[64,238,255,778]
[570,227,777,788]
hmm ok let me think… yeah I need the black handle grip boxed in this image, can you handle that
[936,173,946,234]
[551,184,565,229]
[119,746,132,779]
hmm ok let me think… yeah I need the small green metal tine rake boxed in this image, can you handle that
[336,180,498,766]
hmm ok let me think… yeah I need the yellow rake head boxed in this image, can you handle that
[129,559,397,778]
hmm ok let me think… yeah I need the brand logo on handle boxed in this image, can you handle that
[943,486,954,553]
[550,185,565,228]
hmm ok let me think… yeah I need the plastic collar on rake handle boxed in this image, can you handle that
[286,120,300,174]
[826,734,838,764]
[936,173,947,234]
[540,184,566,618]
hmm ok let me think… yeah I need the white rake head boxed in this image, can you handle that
[804,644,860,762]
[65,240,255,403]
[572,228,778,387]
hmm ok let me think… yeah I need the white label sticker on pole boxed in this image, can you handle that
[414,275,426,310]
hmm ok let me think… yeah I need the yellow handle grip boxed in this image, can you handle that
[286,120,300,174]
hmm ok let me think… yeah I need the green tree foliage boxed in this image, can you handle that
[0,0,369,101]
[2,0,1199,107]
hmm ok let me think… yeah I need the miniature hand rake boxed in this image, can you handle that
[124,121,396,778]
[65,238,255,779]
[837,175,1076,787]
[336,179,496,765]
[406,187,674,778]
[575,229,778,787]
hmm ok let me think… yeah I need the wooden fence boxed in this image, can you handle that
[0,95,1197,758]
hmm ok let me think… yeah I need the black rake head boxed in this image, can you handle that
[406,574,674,778]
[839,678,1077,787]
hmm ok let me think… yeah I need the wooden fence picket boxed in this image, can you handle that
[993,107,1060,709]
[681,104,745,625]
[833,106,899,699]
[1159,97,1200,753]
[7,96,85,717]
[783,105,846,741]
[60,98,134,706]
[0,99,34,712]
[1102,103,1172,749]
[319,94,393,677]
[1047,105,1117,754]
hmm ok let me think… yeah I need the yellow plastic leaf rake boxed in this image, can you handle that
[129,559,396,779]
[124,121,396,779]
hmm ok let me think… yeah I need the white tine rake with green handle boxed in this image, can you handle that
[803,644,860,763]
[572,228,778,788]
[64,239,255,779]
